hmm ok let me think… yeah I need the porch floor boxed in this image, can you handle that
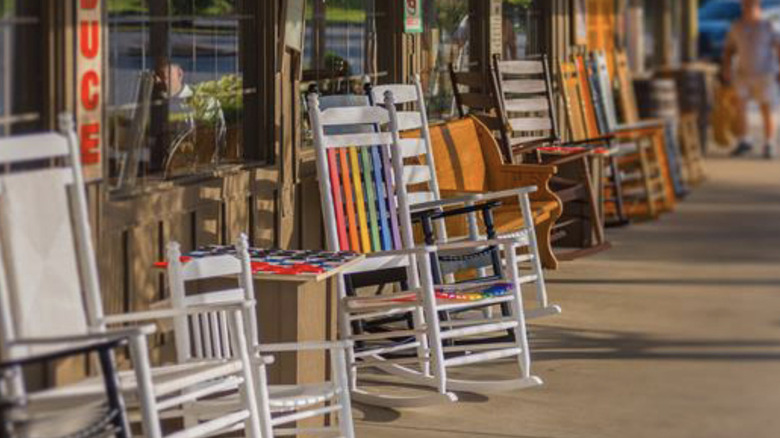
[354,158,780,438]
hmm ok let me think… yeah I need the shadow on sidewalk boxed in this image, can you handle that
[530,326,780,362]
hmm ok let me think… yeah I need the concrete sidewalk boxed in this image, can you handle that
[354,158,780,438]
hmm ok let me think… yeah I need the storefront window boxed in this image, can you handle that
[0,1,45,137]
[107,0,258,191]
[421,0,472,122]
[503,0,533,60]
[302,0,380,94]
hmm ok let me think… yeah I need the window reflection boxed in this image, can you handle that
[503,0,532,60]
[108,0,254,192]
[303,0,379,94]
[0,0,44,136]
[421,0,472,121]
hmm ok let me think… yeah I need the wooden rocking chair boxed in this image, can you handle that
[0,116,263,438]
[580,53,674,219]
[613,50,688,198]
[451,56,611,262]
[557,58,630,227]
[307,92,543,407]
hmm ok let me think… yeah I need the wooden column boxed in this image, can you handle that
[626,0,645,72]
[376,0,411,84]
[681,0,698,62]
[653,0,674,67]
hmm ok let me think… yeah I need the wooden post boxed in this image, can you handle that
[376,0,411,84]
[682,0,698,62]
[626,0,645,73]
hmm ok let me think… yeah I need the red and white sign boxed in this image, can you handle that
[77,0,102,179]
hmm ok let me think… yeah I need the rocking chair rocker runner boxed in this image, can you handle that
[0,115,263,438]
[307,91,543,407]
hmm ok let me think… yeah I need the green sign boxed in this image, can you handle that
[404,0,423,34]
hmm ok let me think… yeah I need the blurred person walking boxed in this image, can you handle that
[723,0,780,159]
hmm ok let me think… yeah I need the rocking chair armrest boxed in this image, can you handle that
[560,135,615,146]
[510,138,554,155]
[252,355,276,366]
[255,340,354,354]
[11,326,154,348]
[439,187,538,203]
[410,196,497,213]
[0,338,129,369]
[412,201,502,225]
[432,237,525,253]
[101,300,254,325]
[619,119,666,131]
[611,126,658,139]
[545,150,593,165]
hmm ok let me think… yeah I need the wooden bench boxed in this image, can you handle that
[413,116,563,269]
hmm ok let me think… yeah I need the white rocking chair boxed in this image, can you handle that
[367,76,561,320]
[307,92,543,407]
[0,115,263,438]
[164,234,355,438]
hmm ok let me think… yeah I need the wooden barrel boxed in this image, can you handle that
[656,67,714,153]
[633,77,679,120]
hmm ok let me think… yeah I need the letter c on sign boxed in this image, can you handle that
[81,71,100,111]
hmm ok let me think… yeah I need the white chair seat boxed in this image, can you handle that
[174,382,340,418]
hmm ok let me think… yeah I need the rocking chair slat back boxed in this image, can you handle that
[574,55,603,138]
[369,78,442,218]
[491,55,560,162]
[309,95,412,255]
[0,168,89,346]
[449,64,505,132]
[167,244,254,362]
[557,59,588,142]
[591,51,621,133]
[614,50,641,125]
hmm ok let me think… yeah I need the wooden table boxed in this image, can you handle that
[246,252,364,385]
[157,248,364,386]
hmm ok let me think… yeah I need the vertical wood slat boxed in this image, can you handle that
[210,312,222,359]
[192,315,203,359]
[201,313,213,358]
[327,150,348,251]
[380,146,402,250]
[370,146,392,251]
[360,148,381,251]
[338,149,360,252]
[220,310,231,357]
[349,147,371,252]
